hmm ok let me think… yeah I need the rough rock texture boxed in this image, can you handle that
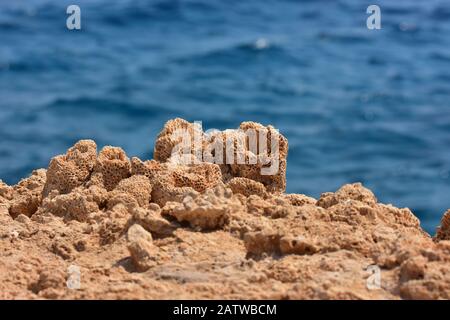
[154,118,288,193]
[43,140,97,197]
[226,177,268,198]
[162,186,242,230]
[154,118,204,163]
[9,169,47,218]
[130,157,222,207]
[90,146,131,191]
[132,204,177,237]
[126,224,159,272]
[38,187,100,222]
[0,119,449,300]
[435,210,450,241]
[109,175,152,208]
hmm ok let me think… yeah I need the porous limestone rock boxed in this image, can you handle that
[0,180,13,200]
[282,193,317,206]
[38,187,99,222]
[154,118,204,163]
[43,140,97,196]
[127,224,158,271]
[89,146,131,191]
[317,183,377,209]
[153,119,288,193]
[131,157,222,206]
[435,210,450,241]
[228,121,288,193]
[9,169,46,218]
[98,203,132,245]
[0,121,449,300]
[162,186,242,230]
[226,177,268,198]
[108,175,152,208]
[132,204,176,237]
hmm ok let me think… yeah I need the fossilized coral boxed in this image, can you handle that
[435,210,450,241]
[162,186,241,230]
[90,146,131,191]
[43,140,97,196]
[131,157,222,206]
[9,169,46,218]
[0,118,449,300]
[154,118,288,192]
[109,175,152,208]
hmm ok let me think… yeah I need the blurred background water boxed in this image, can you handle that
[0,0,449,233]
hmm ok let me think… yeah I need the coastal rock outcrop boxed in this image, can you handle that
[154,118,288,192]
[0,118,448,300]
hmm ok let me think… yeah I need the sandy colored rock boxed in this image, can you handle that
[15,214,31,224]
[282,193,317,206]
[162,186,241,230]
[90,146,131,191]
[131,157,222,206]
[109,175,152,208]
[98,203,132,245]
[228,122,288,193]
[0,121,449,300]
[133,204,176,237]
[43,140,97,196]
[435,210,450,241]
[227,177,268,198]
[127,224,159,271]
[317,183,377,209]
[127,224,153,244]
[9,169,46,218]
[154,119,288,193]
[0,180,13,200]
[38,187,99,222]
[154,118,204,163]
[31,269,67,298]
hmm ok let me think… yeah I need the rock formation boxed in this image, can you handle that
[0,119,448,299]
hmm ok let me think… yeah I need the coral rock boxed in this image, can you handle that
[0,180,13,200]
[154,118,204,163]
[162,186,241,230]
[39,187,99,222]
[131,157,222,206]
[317,183,377,209]
[282,193,317,206]
[98,203,132,244]
[133,204,176,237]
[90,146,131,191]
[227,177,268,198]
[228,122,288,193]
[109,175,152,208]
[154,119,288,193]
[435,210,450,241]
[127,224,158,272]
[1,121,450,300]
[43,140,97,196]
[9,169,46,218]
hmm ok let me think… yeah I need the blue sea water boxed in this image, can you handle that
[0,0,449,234]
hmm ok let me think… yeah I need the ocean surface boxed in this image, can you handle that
[1,0,449,233]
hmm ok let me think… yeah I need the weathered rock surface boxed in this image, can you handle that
[0,119,449,300]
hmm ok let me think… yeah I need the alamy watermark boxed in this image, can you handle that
[366,264,381,290]
[67,264,81,290]
[66,5,381,31]
[367,5,381,30]
[66,5,81,30]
